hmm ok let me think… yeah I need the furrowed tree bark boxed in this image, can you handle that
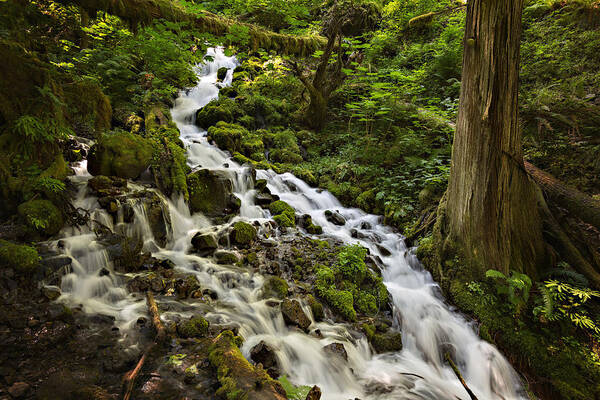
[445,0,546,276]
[525,161,600,231]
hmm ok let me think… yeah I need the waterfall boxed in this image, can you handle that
[52,47,526,400]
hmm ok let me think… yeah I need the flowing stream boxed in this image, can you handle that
[51,48,526,400]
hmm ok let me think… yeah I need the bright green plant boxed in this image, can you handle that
[485,269,533,315]
[535,280,600,338]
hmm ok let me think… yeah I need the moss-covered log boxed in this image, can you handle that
[63,0,326,56]
[525,161,600,231]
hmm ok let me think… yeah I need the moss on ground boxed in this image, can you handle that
[17,199,63,236]
[0,240,39,273]
[177,316,209,338]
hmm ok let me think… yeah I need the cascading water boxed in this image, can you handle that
[52,47,526,399]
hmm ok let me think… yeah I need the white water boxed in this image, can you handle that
[52,48,526,399]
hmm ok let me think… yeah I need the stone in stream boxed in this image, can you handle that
[191,232,218,254]
[87,131,153,179]
[305,385,322,400]
[280,299,311,332]
[324,210,346,226]
[217,66,228,81]
[250,341,280,378]
[230,221,257,246]
[323,342,348,361]
[214,250,240,265]
[187,169,240,217]
[299,214,323,235]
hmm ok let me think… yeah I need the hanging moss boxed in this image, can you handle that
[0,240,40,273]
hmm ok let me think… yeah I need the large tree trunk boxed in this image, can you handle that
[445,0,546,277]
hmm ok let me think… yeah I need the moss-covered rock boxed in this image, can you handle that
[269,200,296,228]
[281,298,311,331]
[361,323,402,353]
[177,316,209,338]
[262,276,289,299]
[17,199,63,236]
[231,221,257,245]
[87,131,153,179]
[195,98,234,129]
[187,169,239,217]
[208,330,287,400]
[0,240,39,273]
[219,86,238,98]
[306,295,324,321]
[214,250,241,265]
[266,130,303,164]
[207,121,247,153]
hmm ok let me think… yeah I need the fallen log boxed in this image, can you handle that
[525,161,600,231]
[58,0,326,56]
[445,353,478,400]
[121,291,167,400]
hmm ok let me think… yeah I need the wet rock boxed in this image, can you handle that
[255,179,268,191]
[217,67,228,81]
[360,221,372,230]
[187,169,240,217]
[214,250,240,265]
[350,228,370,240]
[175,275,201,298]
[230,221,257,246]
[261,276,289,299]
[191,232,218,254]
[250,341,280,378]
[376,244,392,257]
[299,214,323,234]
[8,382,30,398]
[177,316,209,338]
[255,192,274,206]
[40,255,72,270]
[306,295,324,321]
[281,299,311,332]
[323,343,348,361]
[99,267,110,276]
[42,286,61,301]
[106,235,144,272]
[305,385,322,400]
[98,196,119,214]
[324,210,345,226]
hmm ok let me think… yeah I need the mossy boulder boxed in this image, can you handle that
[269,201,296,228]
[230,221,257,245]
[177,316,209,338]
[262,276,289,299]
[266,130,303,164]
[88,131,153,179]
[191,232,218,253]
[207,122,247,153]
[214,250,241,265]
[17,199,63,236]
[187,169,239,217]
[219,86,238,98]
[195,99,234,129]
[361,323,402,353]
[299,214,323,234]
[0,240,39,273]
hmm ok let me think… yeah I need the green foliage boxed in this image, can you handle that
[485,269,533,316]
[17,199,63,236]
[277,375,312,400]
[336,244,368,284]
[535,280,600,338]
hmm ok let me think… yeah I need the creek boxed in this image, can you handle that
[50,48,526,400]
